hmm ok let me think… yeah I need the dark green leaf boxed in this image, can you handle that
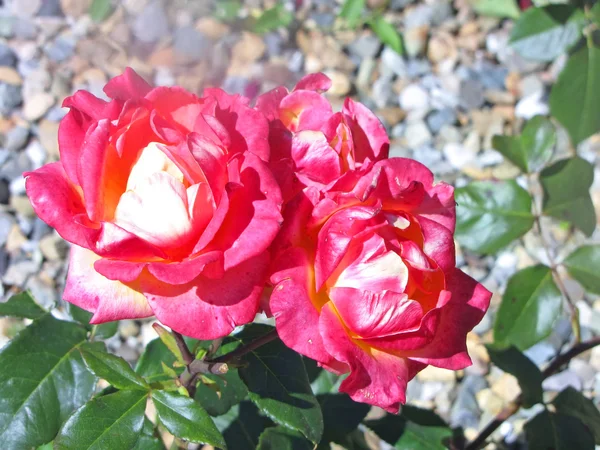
[564,245,600,294]
[0,314,97,449]
[233,324,323,444]
[67,304,118,339]
[318,394,370,449]
[80,348,149,390]
[494,265,562,351]
[540,157,596,236]
[525,410,595,450]
[485,345,543,407]
[135,338,180,381]
[151,391,225,448]
[510,5,585,62]
[214,0,242,22]
[0,291,46,319]
[455,180,535,253]
[473,0,520,19]
[550,44,600,146]
[552,387,600,444]
[365,406,452,450]
[257,427,313,450]
[132,418,164,450]
[89,0,113,23]
[214,401,270,450]
[195,369,248,416]
[492,116,556,173]
[339,0,365,28]
[369,15,404,55]
[54,390,147,450]
[254,4,293,34]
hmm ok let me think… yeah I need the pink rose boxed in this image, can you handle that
[256,73,389,202]
[25,68,282,339]
[269,158,491,412]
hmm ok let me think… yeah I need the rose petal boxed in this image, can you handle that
[294,73,332,93]
[64,245,152,323]
[342,98,389,163]
[279,90,333,132]
[104,67,152,101]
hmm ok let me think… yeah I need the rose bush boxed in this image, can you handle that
[269,158,491,412]
[256,73,389,201]
[25,68,282,339]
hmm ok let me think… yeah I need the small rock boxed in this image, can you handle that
[417,366,456,383]
[60,0,93,17]
[23,93,55,121]
[515,91,549,119]
[399,83,430,113]
[0,213,15,247]
[37,0,64,16]
[451,375,486,429]
[491,373,520,403]
[44,35,76,62]
[5,126,29,152]
[263,32,284,57]
[381,47,407,78]
[132,1,169,43]
[119,320,141,338]
[39,233,68,260]
[427,31,457,64]
[0,43,17,67]
[348,34,381,59]
[404,121,432,148]
[426,108,456,133]
[10,195,35,217]
[444,142,475,169]
[325,70,351,97]
[0,67,23,86]
[195,17,230,41]
[0,83,23,116]
[0,180,9,205]
[25,276,57,309]
[519,74,544,98]
[38,120,60,159]
[231,32,266,64]
[3,259,38,286]
[542,370,582,392]
[569,359,595,389]
[476,388,504,416]
[524,342,556,367]
[404,25,429,58]
[11,0,43,18]
[460,79,485,110]
[173,26,211,64]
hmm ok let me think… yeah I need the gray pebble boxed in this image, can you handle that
[24,276,58,308]
[0,212,15,247]
[0,152,32,180]
[0,83,22,116]
[37,0,63,17]
[132,1,170,43]
[3,259,38,287]
[426,108,456,134]
[310,12,335,28]
[44,36,75,62]
[542,370,582,392]
[348,34,381,59]
[263,32,284,57]
[450,375,487,429]
[381,47,407,78]
[0,179,9,205]
[4,126,29,152]
[406,59,431,78]
[0,43,17,67]
[459,79,485,110]
[524,342,556,366]
[173,26,211,63]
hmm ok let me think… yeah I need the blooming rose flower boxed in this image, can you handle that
[25,68,282,339]
[256,73,389,202]
[269,158,491,412]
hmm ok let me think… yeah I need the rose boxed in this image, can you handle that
[256,73,389,202]
[269,158,491,412]
[25,68,282,339]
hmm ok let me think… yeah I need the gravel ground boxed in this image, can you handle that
[0,0,599,448]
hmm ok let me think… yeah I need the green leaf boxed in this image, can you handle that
[257,427,313,450]
[492,116,556,172]
[510,5,585,62]
[494,265,562,351]
[233,325,324,444]
[254,4,294,34]
[132,418,164,450]
[37,443,53,450]
[67,304,118,339]
[563,245,600,294]
[318,394,370,449]
[151,391,225,448]
[455,180,535,253]
[305,357,343,395]
[214,0,242,22]
[0,290,46,319]
[135,338,180,381]
[80,347,149,391]
[591,2,600,26]
[195,369,248,416]
[540,157,596,236]
[550,44,600,146]
[214,401,270,450]
[89,0,113,23]
[339,0,365,28]
[552,387,600,444]
[369,15,404,55]
[473,0,521,19]
[365,406,452,450]
[0,314,97,449]
[525,410,595,450]
[54,390,147,450]
[485,346,543,407]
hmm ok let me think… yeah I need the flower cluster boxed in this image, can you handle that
[25,69,490,412]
